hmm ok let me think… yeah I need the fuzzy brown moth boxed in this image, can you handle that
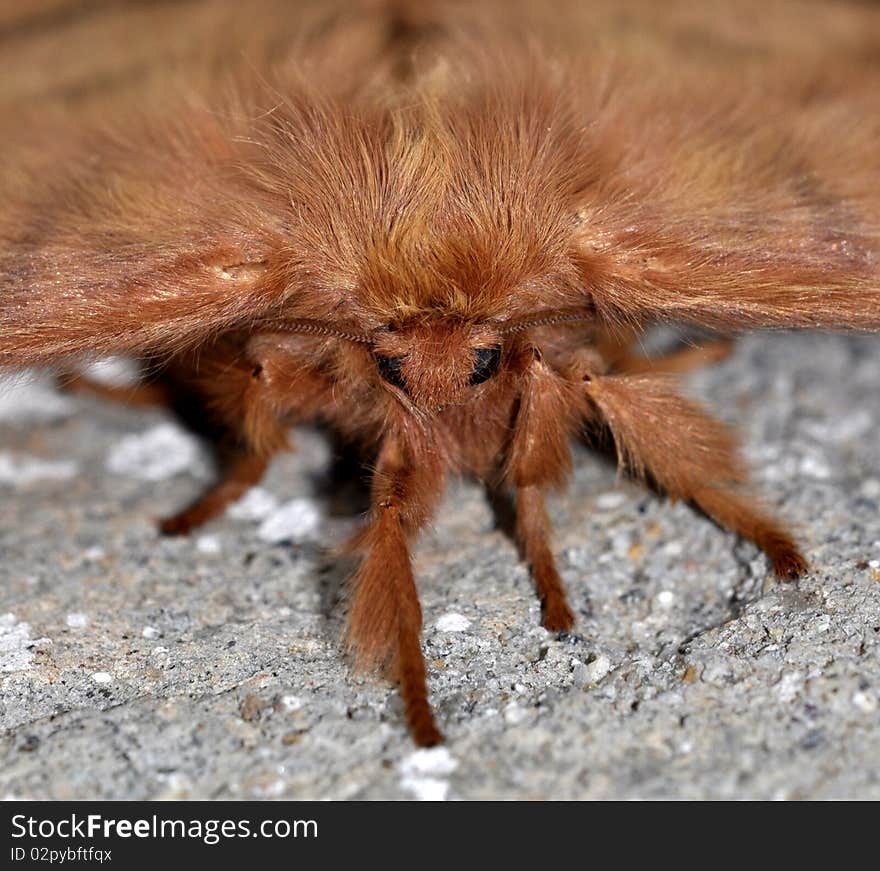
[1,0,879,745]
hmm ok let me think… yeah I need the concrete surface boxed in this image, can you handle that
[1,331,878,800]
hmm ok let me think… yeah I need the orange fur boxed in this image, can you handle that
[1,0,878,744]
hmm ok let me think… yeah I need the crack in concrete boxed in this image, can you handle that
[2,652,300,736]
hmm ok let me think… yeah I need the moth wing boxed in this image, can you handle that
[564,5,880,333]
[0,0,373,118]
[0,103,290,368]
[0,0,385,368]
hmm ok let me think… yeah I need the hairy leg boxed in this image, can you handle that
[160,451,268,535]
[614,338,734,375]
[516,485,575,631]
[160,335,331,534]
[56,348,283,533]
[346,433,446,746]
[57,371,170,407]
[577,367,807,579]
[594,325,733,376]
[686,486,807,579]
[56,356,275,535]
[505,348,581,631]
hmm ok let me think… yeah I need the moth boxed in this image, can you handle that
[1,0,879,746]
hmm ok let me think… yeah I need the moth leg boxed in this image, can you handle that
[505,348,580,632]
[347,434,445,747]
[613,338,734,376]
[595,326,733,375]
[160,451,268,536]
[579,369,808,580]
[159,339,317,535]
[685,485,808,580]
[57,371,170,407]
[516,485,575,632]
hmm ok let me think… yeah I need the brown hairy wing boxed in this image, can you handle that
[0,0,391,367]
[0,93,284,366]
[0,0,391,115]
[552,0,880,331]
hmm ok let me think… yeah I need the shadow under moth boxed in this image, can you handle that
[1,0,879,745]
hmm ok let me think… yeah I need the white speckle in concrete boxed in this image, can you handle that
[801,411,873,444]
[153,772,194,801]
[0,453,78,487]
[400,746,458,777]
[596,491,627,511]
[776,671,803,704]
[83,357,139,387]
[105,423,204,481]
[852,691,877,714]
[656,591,675,608]
[257,499,321,544]
[227,487,280,522]
[141,627,160,640]
[400,776,450,801]
[799,453,832,480]
[83,547,105,562]
[0,373,75,423]
[435,612,471,632]
[399,747,458,801]
[279,695,303,712]
[195,535,222,555]
[91,672,113,685]
[65,613,89,629]
[0,614,35,673]
[582,655,613,685]
[504,703,528,725]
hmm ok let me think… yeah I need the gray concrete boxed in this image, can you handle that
[1,332,878,800]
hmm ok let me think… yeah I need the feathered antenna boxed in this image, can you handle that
[256,317,373,344]
[497,306,595,335]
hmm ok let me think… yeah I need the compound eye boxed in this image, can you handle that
[375,354,407,390]
[469,347,501,386]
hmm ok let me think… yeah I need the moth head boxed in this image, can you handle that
[255,308,593,417]
[371,319,503,414]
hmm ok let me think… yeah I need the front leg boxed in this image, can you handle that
[160,451,269,535]
[515,485,575,632]
[505,349,582,632]
[575,366,808,579]
[160,336,331,535]
[346,432,446,746]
